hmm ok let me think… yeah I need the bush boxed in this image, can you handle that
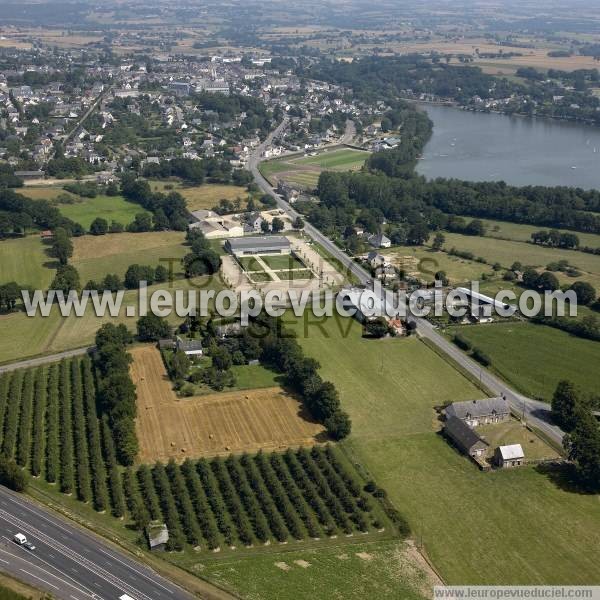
[471,347,492,366]
[0,456,28,492]
[453,334,472,351]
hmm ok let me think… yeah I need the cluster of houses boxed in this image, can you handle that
[442,397,525,469]
[188,209,289,239]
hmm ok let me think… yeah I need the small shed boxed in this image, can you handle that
[495,444,525,468]
[146,522,169,552]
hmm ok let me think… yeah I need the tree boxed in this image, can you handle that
[324,411,352,440]
[292,216,304,230]
[49,227,73,265]
[522,268,539,289]
[0,456,28,492]
[137,314,170,342]
[564,412,600,492]
[271,217,285,233]
[551,380,581,432]
[124,264,155,289]
[432,232,445,250]
[260,220,270,233]
[171,350,190,380]
[364,317,389,338]
[90,217,109,235]
[51,264,80,294]
[211,346,232,371]
[537,271,559,291]
[570,281,596,306]
[406,222,430,246]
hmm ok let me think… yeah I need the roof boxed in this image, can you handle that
[227,235,290,252]
[176,337,203,352]
[339,286,386,318]
[456,287,511,310]
[146,522,169,548]
[445,397,510,420]
[444,416,488,450]
[498,444,524,460]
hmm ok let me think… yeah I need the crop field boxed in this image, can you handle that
[19,185,77,202]
[442,232,600,288]
[58,195,146,230]
[71,231,188,282]
[446,321,600,401]
[131,345,325,463]
[287,313,600,584]
[459,216,600,250]
[149,182,249,211]
[0,236,54,289]
[382,246,494,284]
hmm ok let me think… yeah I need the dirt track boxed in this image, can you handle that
[131,345,325,462]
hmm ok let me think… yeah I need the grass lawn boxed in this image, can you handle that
[276,270,314,281]
[230,363,280,389]
[442,232,600,288]
[19,185,77,202]
[71,231,188,282]
[249,272,272,282]
[237,257,265,272]
[285,313,600,585]
[0,276,222,364]
[0,236,54,289]
[445,321,600,401]
[58,195,147,230]
[383,246,494,284]
[199,540,427,600]
[149,181,249,212]
[477,419,559,461]
[260,254,306,270]
[460,215,600,250]
[295,148,369,170]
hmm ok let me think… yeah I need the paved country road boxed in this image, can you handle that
[0,487,235,600]
[0,347,92,373]
[249,121,565,448]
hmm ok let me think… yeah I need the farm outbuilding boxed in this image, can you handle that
[444,416,489,458]
[226,235,291,257]
[495,444,525,468]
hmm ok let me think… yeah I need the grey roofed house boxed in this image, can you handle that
[367,232,391,248]
[444,397,510,427]
[226,235,291,256]
[176,337,203,356]
[444,416,489,458]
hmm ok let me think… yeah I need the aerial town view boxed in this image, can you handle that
[0,0,599,598]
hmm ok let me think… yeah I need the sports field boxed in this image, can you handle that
[295,148,369,170]
[446,321,600,401]
[286,314,600,585]
[131,345,324,462]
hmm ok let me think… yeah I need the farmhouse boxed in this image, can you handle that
[444,416,489,458]
[226,236,291,257]
[445,397,510,427]
[495,444,525,468]
[367,232,391,249]
[188,209,244,239]
[176,337,203,357]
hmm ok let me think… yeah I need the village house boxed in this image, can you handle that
[367,232,391,249]
[494,444,525,468]
[444,397,510,427]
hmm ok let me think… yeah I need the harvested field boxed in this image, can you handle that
[131,345,324,462]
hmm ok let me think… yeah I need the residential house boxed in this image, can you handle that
[367,233,391,249]
[444,398,510,427]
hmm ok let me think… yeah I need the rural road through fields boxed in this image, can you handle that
[250,122,565,448]
[0,347,92,373]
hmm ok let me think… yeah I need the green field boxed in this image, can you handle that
[0,236,54,289]
[200,540,427,600]
[238,257,265,272]
[150,181,249,212]
[446,321,600,401]
[461,215,600,249]
[260,254,306,270]
[277,269,314,280]
[382,246,494,284]
[283,314,600,585]
[442,232,600,288]
[0,276,223,364]
[230,363,281,389]
[59,195,147,230]
[295,148,369,170]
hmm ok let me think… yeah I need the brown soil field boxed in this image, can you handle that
[131,345,325,462]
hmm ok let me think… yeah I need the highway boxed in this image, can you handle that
[0,486,230,600]
[249,120,565,448]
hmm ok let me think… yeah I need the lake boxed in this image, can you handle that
[416,104,600,190]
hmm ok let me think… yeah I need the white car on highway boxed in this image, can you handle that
[13,533,35,551]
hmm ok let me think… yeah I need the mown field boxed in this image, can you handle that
[382,246,494,284]
[0,236,54,289]
[283,314,600,585]
[0,277,222,364]
[149,181,249,212]
[460,215,600,250]
[446,321,600,401]
[442,232,600,288]
[58,195,146,229]
[295,148,369,170]
[72,231,188,283]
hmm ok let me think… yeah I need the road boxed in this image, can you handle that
[0,487,197,600]
[0,347,92,374]
[249,121,565,448]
